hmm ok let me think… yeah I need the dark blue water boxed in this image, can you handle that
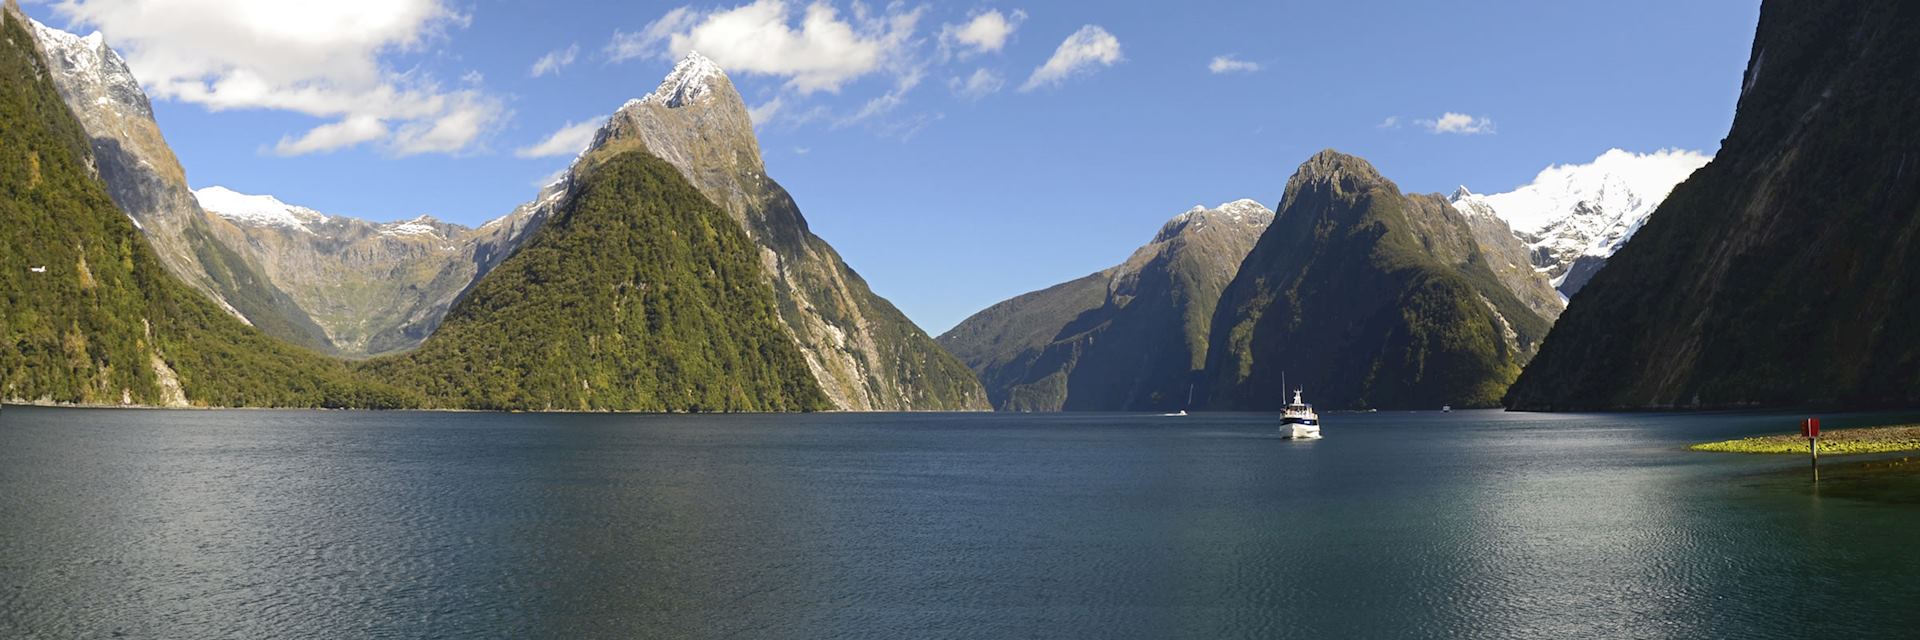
[3,407,1918,639]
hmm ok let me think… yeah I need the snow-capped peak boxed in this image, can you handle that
[1450,185,1476,201]
[1479,148,1709,239]
[638,51,729,109]
[1215,198,1276,223]
[29,18,151,119]
[193,186,329,232]
[1159,199,1275,241]
[1449,148,1712,295]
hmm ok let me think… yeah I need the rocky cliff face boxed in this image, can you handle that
[564,52,987,411]
[1505,0,1920,410]
[939,200,1274,411]
[192,187,540,357]
[27,18,332,352]
[1448,188,1567,321]
[1205,151,1557,410]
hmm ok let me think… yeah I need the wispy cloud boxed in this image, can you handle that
[1377,116,1402,129]
[1419,112,1496,135]
[514,119,604,158]
[1021,25,1122,91]
[530,43,579,77]
[748,97,785,125]
[1208,55,1260,74]
[949,67,1004,100]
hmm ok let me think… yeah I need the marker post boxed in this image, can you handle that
[1803,417,1821,480]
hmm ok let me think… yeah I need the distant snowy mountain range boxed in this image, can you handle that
[1451,148,1712,298]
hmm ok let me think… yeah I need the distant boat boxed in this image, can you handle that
[1441,405,1452,413]
[1164,384,1195,417]
[1280,389,1321,439]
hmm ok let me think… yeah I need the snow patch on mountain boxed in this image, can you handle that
[28,19,152,121]
[636,51,728,109]
[380,216,441,237]
[1158,199,1274,242]
[193,186,329,232]
[1451,148,1710,294]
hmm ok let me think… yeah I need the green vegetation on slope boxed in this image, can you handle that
[1205,151,1552,411]
[939,272,1111,411]
[1505,0,1920,410]
[0,13,414,408]
[593,75,988,411]
[358,150,827,412]
[939,203,1272,411]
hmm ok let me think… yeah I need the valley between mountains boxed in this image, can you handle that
[5,0,1916,412]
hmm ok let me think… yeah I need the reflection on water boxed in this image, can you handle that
[3,407,1920,638]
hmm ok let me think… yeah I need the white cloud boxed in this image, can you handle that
[748,97,786,124]
[949,67,1004,99]
[1377,116,1402,129]
[875,111,942,141]
[792,146,810,155]
[53,0,505,156]
[514,119,605,158]
[530,43,579,78]
[273,115,386,156]
[940,9,1023,58]
[839,66,923,126]
[1020,25,1122,91]
[1419,112,1496,135]
[607,0,921,95]
[1208,55,1260,74]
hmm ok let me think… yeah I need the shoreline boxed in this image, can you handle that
[1691,425,1920,455]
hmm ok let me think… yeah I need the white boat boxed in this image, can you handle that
[1280,389,1321,439]
[1441,405,1452,413]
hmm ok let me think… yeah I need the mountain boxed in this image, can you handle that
[27,18,544,358]
[1450,149,1710,298]
[563,52,987,411]
[191,186,540,357]
[1505,0,1920,410]
[1447,188,1568,321]
[0,3,412,408]
[357,150,828,412]
[26,17,333,352]
[938,200,1274,411]
[1204,150,1559,410]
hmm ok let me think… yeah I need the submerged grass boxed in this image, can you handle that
[1691,425,1920,455]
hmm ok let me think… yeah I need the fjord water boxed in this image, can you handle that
[3,408,1918,638]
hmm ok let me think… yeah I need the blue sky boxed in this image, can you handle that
[27,0,1762,334]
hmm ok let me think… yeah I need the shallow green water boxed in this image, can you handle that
[2,406,1917,638]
